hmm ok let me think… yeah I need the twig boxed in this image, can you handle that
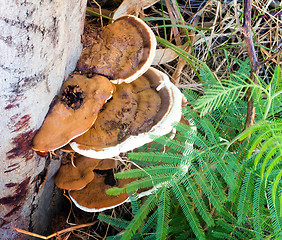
[258,49,282,71]
[14,221,97,239]
[234,0,259,131]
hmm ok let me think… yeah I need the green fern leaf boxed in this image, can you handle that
[195,76,256,116]
[140,211,157,234]
[182,176,214,226]
[156,188,171,240]
[254,136,282,172]
[253,178,267,240]
[216,220,248,239]
[267,185,282,238]
[198,158,227,202]
[238,171,255,224]
[121,189,161,240]
[264,150,282,181]
[189,164,224,213]
[98,214,129,229]
[272,170,282,209]
[153,136,188,154]
[211,231,237,240]
[128,152,186,165]
[171,179,206,240]
[129,193,140,216]
[123,175,172,194]
[114,165,181,179]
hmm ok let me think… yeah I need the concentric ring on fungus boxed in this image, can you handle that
[70,67,183,159]
[76,15,156,84]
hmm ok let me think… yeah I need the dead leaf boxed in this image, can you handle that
[113,0,159,19]
[152,48,179,65]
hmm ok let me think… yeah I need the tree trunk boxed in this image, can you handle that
[0,1,87,239]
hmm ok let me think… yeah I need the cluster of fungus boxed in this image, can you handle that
[32,15,183,212]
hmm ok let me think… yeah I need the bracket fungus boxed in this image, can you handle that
[77,15,156,84]
[54,155,101,190]
[32,14,185,213]
[70,67,183,159]
[69,171,130,212]
[32,74,114,152]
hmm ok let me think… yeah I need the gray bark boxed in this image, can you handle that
[0,1,87,239]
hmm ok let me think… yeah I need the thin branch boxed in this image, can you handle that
[14,221,97,239]
[258,49,282,71]
[234,0,259,131]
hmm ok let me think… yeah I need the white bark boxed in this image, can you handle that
[0,1,87,239]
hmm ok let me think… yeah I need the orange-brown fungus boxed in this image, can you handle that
[73,74,163,150]
[96,159,116,170]
[70,171,129,211]
[32,74,114,152]
[55,155,101,190]
[77,15,153,81]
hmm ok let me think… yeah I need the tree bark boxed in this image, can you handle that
[0,1,87,239]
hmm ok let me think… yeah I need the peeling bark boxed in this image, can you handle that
[0,1,87,239]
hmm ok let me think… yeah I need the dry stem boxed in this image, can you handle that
[14,221,97,239]
[234,0,259,131]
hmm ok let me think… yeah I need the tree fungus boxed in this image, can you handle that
[70,67,183,159]
[32,74,114,152]
[77,15,156,84]
[32,15,184,213]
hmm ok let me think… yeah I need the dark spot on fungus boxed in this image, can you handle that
[61,85,85,110]
[93,169,117,187]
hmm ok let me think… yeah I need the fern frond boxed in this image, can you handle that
[121,189,161,240]
[206,151,236,189]
[152,135,188,154]
[129,193,140,216]
[128,152,186,165]
[200,118,220,145]
[183,89,200,103]
[254,136,282,171]
[272,170,282,208]
[200,63,219,91]
[267,185,282,238]
[264,151,282,181]
[195,76,259,116]
[140,211,157,235]
[253,178,267,240]
[98,214,129,229]
[124,175,172,194]
[198,158,227,202]
[171,179,206,240]
[238,171,255,224]
[216,220,248,239]
[182,176,214,226]
[156,188,171,240]
[211,231,237,240]
[115,164,181,179]
[189,163,224,213]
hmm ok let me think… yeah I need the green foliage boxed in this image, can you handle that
[99,62,282,239]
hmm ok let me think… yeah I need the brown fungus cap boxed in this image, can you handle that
[77,15,156,84]
[69,171,130,212]
[70,67,183,159]
[96,159,116,170]
[32,74,114,152]
[55,155,101,190]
